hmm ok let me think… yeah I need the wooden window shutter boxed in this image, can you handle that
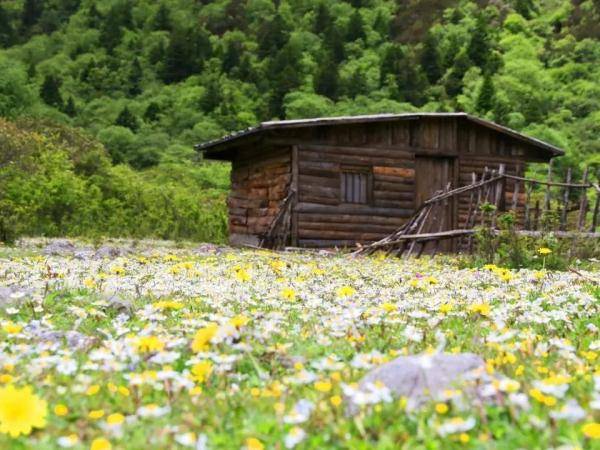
[340,167,372,204]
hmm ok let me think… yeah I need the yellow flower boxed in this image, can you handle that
[381,303,397,312]
[435,403,449,414]
[439,303,453,314]
[88,409,105,420]
[468,303,491,316]
[582,422,600,439]
[153,300,184,310]
[235,269,251,282]
[54,404,68,416]
[91,437,112,450]
[314,380,332,393]
[191,323,218,352]
[0,374,13,384]
[281,287,296,301]
[86,384,100,396]
[2,322,23,334]
[191,361,213,383]
[117,386,130,397]
[245,437,264,450]
[229,315,250,328]
[83,278,96,288]
[537,247,552,255]
[106,413,124,425]
[330,395,342,407]
[336,286,356,298]
[135,336,165,353]
[459,433,470,443]
[0,385,47,437]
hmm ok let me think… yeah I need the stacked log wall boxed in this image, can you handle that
[228,146,291,245]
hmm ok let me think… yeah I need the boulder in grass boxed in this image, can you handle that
[345,353,486,414]
[0,286,32,308]
[43,239,76,256]
[93,245,131,259]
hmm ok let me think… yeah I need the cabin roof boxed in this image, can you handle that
[195,113,564,158]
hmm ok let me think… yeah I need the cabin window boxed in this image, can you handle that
[340,167,372,204]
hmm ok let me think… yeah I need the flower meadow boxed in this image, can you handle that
[0,240,599,449]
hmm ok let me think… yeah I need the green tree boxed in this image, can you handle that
[162,28,210,83]
[268,42,303,117]
[0,5,15,47]
[40,74,63,109]
[421,32,442,84]
[314,52,339,100]
[128,57,143,96]
[445,48,471,97]
[115,106,139,132]
[0,58,36,118]
[152,4,171,31]
[346,10,366,42]
[63,96,76,117]
[313,2,332,35]
[476,73,495,113]
[467,15,491,69]
[200,77,223,113]
[21,0,43,30]
[144,102,161,123]
[258,13,288,58]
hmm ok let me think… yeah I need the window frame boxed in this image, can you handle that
[339,165,373,205]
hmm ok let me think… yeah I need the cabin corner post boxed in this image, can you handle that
[291,145,299,247]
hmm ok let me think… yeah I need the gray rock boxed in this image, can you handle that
[103,294,133,314]
[347,353,486,414]
[93,245,131,259]
[43,239,76,256]
[193,243,224,255]
[0,286,32,308]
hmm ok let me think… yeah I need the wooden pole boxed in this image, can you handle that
[524,182,532,230]
[577,167,589,231]
[560,168,572,231]
[544,159,553,214]
[491,164,505,228]
[591,172,600,232]
[290,145,299,247]
[533,200,540,231]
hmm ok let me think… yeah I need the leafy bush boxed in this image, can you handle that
[0,119,228,243]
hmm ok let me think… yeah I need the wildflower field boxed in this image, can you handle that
[0,240,599,450]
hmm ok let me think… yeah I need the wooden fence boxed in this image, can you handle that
[259,162,599,255]
[354,162,600,258]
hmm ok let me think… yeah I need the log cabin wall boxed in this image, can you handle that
[219,115,557,249]
[281,117,534,248]
[228,145,291,247]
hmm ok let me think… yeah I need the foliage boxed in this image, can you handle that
[0,119,228,244]
[0,0,597,174]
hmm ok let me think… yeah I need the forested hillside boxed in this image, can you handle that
[0,0,599,240]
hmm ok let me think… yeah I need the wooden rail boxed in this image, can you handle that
[354,163,600,258]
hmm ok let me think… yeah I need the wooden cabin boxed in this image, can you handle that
[196,113,564,248]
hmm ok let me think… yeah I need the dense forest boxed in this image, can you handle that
[0,0,599,241]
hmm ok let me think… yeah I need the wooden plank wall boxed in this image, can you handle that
[228,145,291,244]
[226,117,547,248]
[293,121,420,247]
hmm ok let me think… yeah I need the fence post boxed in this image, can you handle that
[544,158,553,214]
[577,166,589,231]
[560,168,572,231]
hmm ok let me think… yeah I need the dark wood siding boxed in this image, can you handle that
[223,116,552,248]
[228,145,291,246]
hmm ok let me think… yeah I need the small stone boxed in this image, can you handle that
[346,353,486,414]
[93,246,131,259]
[43,239,76,256]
